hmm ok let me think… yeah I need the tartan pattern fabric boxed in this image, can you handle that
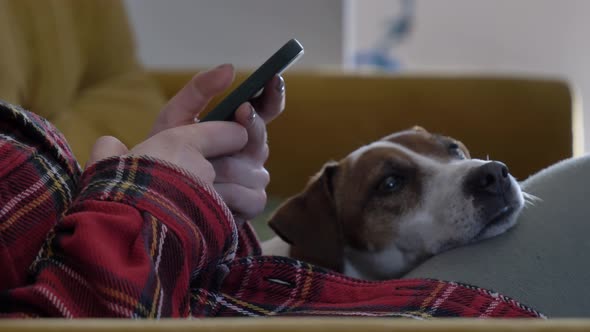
[0,100,80,292]
[207,257,544,318]
[0,101,545,318]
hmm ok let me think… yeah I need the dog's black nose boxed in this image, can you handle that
[465,161,511,196]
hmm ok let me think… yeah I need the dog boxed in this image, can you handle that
[261,126,532,280]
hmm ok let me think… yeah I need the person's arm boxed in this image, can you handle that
[1,155,238,318]
[0,101,82,291]
[0,74,248,316]
[0,63,279,316]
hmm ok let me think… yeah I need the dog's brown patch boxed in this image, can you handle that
[268,162,344,271]
[335,146,422,251]
[382,128,470,162]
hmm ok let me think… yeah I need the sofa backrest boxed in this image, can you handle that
[153,71,581,198]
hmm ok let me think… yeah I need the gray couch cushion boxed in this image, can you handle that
[403,155,590,317]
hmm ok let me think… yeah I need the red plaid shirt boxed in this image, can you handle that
[0,101,544,318]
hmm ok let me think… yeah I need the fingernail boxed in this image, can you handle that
[247,104,257,124]
[214,63,233,71]
[276,75,285,94]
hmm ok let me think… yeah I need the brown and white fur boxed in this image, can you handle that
[262,126,531,280]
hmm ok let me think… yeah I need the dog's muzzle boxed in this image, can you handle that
[463,161,517,224]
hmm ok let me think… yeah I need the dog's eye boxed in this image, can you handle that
[448,142,466,159]
[378,175,404,194]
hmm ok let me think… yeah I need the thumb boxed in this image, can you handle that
[86,136,129,168]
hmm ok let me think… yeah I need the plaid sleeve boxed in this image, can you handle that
[0,100,240,317]
[0,101,81,291]
[2,156,240,318]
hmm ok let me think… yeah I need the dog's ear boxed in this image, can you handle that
[267,161,344,272]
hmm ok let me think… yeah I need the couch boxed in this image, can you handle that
[0,0,587,329]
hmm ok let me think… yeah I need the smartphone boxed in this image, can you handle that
[200,38,304,122]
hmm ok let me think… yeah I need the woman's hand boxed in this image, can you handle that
[210,75,285,222]
[87,64,286,220]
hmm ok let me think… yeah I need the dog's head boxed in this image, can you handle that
[268,126,525,280]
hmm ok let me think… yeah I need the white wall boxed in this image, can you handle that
[353,0,576,73]
[124,0,344,70]
[351,0,589,152]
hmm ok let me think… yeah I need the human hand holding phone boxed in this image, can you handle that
[200,38,303,122]
[105,39,303,222]
[202,39,303,221]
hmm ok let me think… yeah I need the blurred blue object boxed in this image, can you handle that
[354,0,414,72]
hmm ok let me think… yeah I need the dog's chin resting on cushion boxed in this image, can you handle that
[261,126,530,281]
